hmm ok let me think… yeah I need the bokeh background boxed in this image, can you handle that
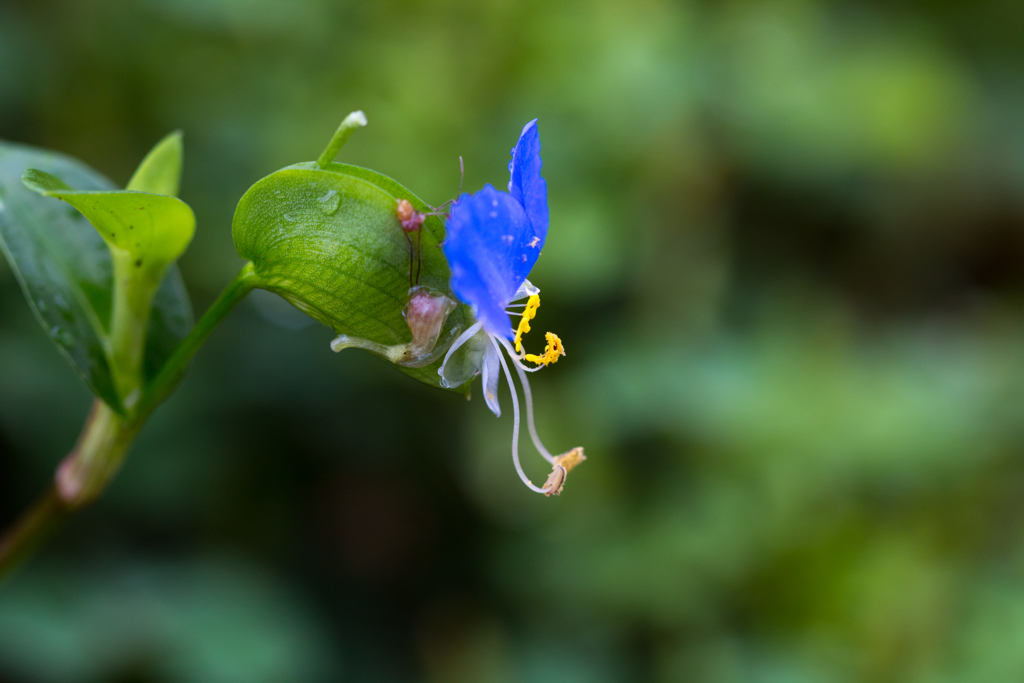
[3,0,1024,681]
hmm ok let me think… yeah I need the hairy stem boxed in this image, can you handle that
[0,262,260,581]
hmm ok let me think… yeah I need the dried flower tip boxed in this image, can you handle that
[543,447,586,496]
[543,465,566,497]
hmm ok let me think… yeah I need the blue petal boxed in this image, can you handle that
[443,185,530,338]
[507,119,549,273]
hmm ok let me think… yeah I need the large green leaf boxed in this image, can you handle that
[232,161,470,390]
[0,140,194,410]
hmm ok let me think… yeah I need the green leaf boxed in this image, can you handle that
[0,139,194,410]
[232,161,471,391]
[22,168,194,273]
[22,149,196,404]
[126,130,183,197]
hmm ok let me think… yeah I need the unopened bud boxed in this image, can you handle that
[404,286,457,358]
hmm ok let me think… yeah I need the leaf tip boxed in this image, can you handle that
[21,168,71,196]
[127,131,184,196]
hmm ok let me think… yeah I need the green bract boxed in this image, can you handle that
[0,133,195,412]
[232,115,471,391]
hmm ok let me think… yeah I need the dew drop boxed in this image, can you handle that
[55,295,74,322]
[36,299,48,313]
[318,190,340,215]
[50,326,74,348]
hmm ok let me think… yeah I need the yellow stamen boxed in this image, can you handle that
[513,294,540,353]
[524,332,565,366]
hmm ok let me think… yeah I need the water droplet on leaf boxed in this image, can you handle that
[318,189,340,215]
[50,326,74,348]
[53,294,73,321]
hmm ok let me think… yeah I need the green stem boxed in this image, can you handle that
[109,252,162,409]
[316,111,367,168]
[134,262,259,422]
[0,262,260,580]
[0,490,65,579]
[0,399,131,578]
[55,399,138,505]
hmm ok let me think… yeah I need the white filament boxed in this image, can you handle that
[438,320,482,379]
[491,336,546,494]
[502,341,545,374]
[498,336,555,463]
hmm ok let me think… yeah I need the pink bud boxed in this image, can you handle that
[402,287,457,358]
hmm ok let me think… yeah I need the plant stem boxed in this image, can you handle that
[0,262,260,581]
[108,251,163,410]
[54,399,138,505]
[0,399,131,578]
[316,111,367,168]
[0,490,65,579]
[134,262,259,422]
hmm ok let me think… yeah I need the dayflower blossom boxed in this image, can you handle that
[439,119,584,496]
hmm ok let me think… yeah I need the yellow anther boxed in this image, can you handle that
[512,294,564,366]
[524,332,565,366]
[513,294,540,353]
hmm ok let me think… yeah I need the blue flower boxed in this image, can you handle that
[443,119,548,338]
[439,120,584,496]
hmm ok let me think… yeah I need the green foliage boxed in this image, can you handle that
[0,140,193,411]
[19,136,195,407]
[233,160,470,391]
[6,0,1024,680]
[126,131,184,197]
[21,168,194,283]
[0,558,337,683]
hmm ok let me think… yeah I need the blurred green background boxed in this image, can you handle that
[4,0,1024,681]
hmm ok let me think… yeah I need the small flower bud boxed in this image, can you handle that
[403,286,457,358]
[331,287,459,369]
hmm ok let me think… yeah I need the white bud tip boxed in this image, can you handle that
[345,111,368,127]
